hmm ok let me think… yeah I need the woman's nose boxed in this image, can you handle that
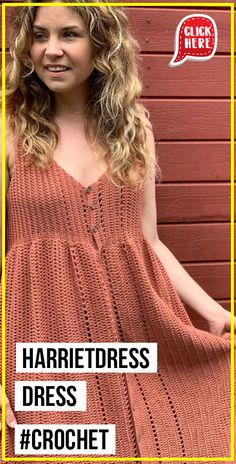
[44,39,64,57]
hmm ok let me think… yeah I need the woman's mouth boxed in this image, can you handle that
[45,66,71,76]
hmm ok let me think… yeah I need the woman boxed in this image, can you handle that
[0,0,235,462]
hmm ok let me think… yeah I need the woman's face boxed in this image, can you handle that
[29,6,95,95]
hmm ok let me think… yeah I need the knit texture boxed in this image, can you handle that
[1,141,234,464]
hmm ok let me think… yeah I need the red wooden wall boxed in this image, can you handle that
[125,4,234,329]
[0,1,234,330]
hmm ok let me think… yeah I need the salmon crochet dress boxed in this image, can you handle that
[1,141,234,464]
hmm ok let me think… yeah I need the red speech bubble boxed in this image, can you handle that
[169,14,217,67]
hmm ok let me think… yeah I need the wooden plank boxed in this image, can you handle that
[183,262,230,299]
[155,183,230,222]
[126,8,232,53]
[141,99,231,140]
[157,141,230,181]
[141,55,230,98]
[157,223,230,262]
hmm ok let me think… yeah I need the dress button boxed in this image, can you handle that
[91,226,97,233]
[90,203,96,210]
[86,186,93,193]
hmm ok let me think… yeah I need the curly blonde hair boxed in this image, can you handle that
[4,0,162,187]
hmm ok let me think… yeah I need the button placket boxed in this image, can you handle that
[86,186,102,252]
[86,186,97,234]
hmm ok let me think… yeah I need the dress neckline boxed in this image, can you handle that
[53,159,108,191]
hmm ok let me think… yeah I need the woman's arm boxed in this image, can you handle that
[141,122,235,335]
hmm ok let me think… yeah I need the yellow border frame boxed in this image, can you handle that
[1,2,235,462]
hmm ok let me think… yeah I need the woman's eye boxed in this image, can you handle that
[32,31,79,41]
[64,31,79,38]
[33,33,47,41]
